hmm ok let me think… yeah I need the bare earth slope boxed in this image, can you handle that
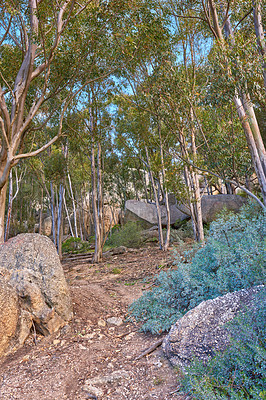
[0,247,185,400]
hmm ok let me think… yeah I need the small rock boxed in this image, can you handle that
[84,385,103,398]
[85,370,130,386]
[111,246,127,255]
[84,333,96,340]
[97,319,106,327]
[106,317,123,326]
[153,360,163,368]
[124,332,135,340]
[20,355,30,363]
[79,344,88,350]
[53,339,60,345]
[61,324,71,335]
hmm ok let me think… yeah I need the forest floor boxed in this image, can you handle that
[0,243,193,400]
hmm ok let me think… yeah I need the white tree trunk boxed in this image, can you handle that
[68,172,78,237]
[145,146,164,250]
[63,191,74,237]
[50,182,56,245]
[0,165,8,243]
[253,0,266,91]
[158,123,170,251]
[206,0,266,205]
[91,137,103,263]
[57,184,64,259]
[4,171,12,242]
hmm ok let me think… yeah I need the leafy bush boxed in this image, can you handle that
[62,237,92,254]
[181,290,266,400]
[129,202,266,333]
[105,221,143,248]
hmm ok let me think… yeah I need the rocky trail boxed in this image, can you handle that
[0,246,188,400]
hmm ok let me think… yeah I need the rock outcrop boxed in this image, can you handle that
[162,286,264,369]
[201,194,247,223]
[124,195,247,227]
[124,200,189,228]
[0,234,73,357]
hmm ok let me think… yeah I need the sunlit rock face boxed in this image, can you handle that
[0,233,73,357]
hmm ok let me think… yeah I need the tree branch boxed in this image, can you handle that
[221,0,231,30]
[171,12,208,24]
[0,16,12,47]
[234,8,253,31]
[13,134,62,161]
[0,84,11,134]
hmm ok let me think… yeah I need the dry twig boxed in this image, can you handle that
[135,338,164,360]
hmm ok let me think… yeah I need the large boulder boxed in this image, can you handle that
[162,286,264,369]
[0,234,73,357]
[201,194,247,223]
[124,200,189,228]
[0,271,21,356]
[125,195,247,227]
[0,268,33,356]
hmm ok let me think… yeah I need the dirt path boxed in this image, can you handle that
[0,247,185,400]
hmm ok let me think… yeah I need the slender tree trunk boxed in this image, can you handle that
[233,94,266,203]
[68,172,78,237]
[253,0,266,91]
[50,182,56,245]
[63,191,74,237]
[81,191,88,241]
[39,187,43,235]
[179,128,204,242]
[241,92,266,176]
[97,142,104,247]
[91,138,102,263]
[183,163,198,240]
[190,109,204,242]
[0,174,8,243]
[145,146,164,250]
[79,211,83,241]
[57,183,64,259]
[81,185,90,240]
[4,171,12,241]
[76,193,84,241]
[158,121,170,251]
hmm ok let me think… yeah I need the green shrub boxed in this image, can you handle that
[181,290,266,400]
[105,221,143,248]
[62,237,92,254]
[129,202,266,333]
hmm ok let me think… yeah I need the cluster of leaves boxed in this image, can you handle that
[181,289,266,400]
[43,148,67,182]
[129,202,266,333]
[106,221,143,248]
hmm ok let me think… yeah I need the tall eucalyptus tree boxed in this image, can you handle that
[0,0,95,242]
